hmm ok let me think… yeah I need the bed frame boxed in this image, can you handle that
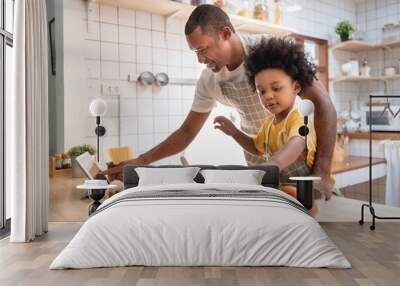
[123,164,280,190]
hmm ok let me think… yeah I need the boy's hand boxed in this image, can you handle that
[214,116,238,136]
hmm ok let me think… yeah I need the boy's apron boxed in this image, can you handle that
[262,109,311,184]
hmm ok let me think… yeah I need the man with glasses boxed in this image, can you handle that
[102,4,336,199]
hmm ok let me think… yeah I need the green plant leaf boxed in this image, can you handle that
[335,21,356,37]
[68,144,97,157]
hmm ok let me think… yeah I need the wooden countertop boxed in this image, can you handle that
[331,156,386,174]
[338,132,400,140]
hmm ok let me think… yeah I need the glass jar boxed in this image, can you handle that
[62,153,71,169]
[237,1,251,17]
[274,0,281,24]
[54,154,63,169]
[254,0,268,21]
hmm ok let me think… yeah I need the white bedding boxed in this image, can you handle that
[50,183,351,269]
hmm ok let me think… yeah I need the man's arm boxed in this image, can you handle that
[100,110,210,176]
[302,79,336,199]
[139,110,210,164]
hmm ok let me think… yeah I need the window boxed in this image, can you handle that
[295,35,329,91]
[304,40,319,66]
[5,0,13,33]
[1,0,14,232]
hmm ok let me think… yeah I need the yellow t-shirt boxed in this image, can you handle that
[253,110,316,168]
[253,110,335,188]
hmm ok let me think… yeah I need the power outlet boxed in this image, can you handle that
[101,83,120,96]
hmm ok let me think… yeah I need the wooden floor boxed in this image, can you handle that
[49,173,90,221]
[49,173,123,222]
[1,222,400,286]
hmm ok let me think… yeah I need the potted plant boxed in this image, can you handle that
[68,144,96,178]
[335,21,356,42]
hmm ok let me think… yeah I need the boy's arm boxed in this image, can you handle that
[214,116,263,156]
[267,137,305,170]
[232,129,263,156]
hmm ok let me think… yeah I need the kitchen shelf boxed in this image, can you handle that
[331,39,400,52]
[330,74,400,83]
[331,156,385,175]
[338,132,400,141]
[95,0,296,35]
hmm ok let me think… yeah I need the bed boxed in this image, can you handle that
[50,165,350,269]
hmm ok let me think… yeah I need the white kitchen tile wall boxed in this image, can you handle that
[136,28,152,46]
[118,8,135,27]
[101,61,119,80]
[101,42,119,61]
[100,23,118,42]
[119,62,135,81]
[118,25,135,44]
[151,14,165,32]
[100,5,118,24]
[119,44,135,62]
[135,11,152,29]
[138,134,155,152]
[85,40,100,60]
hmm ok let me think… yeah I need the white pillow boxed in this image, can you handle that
[200,169,266,185]
[135,167,201,186]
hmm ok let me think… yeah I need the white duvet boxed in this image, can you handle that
[50,183,350,269]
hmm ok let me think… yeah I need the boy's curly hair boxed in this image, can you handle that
[245,37,316,93]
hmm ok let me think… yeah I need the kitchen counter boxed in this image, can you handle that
[331,156,387,189]
[332,156,386,174]
[338,132,400,140]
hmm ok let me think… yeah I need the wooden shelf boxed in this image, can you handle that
[331,39,400,52]
[339,132,400,141]
[331,40,379,52]
[95,0,296,35]
[330,74,400,83]
[331,156,385,174]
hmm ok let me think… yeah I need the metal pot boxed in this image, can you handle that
[155,72,169,86]
[137,71,156,85]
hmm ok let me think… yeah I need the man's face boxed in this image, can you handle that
[186,27,231,73]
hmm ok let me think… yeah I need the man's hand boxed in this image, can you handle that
[312,173,332,200]
[214,116,238,136]
[98,156,149,180]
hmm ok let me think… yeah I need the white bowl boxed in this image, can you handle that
[384,67,396,76]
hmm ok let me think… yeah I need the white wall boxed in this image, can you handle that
[47,0,64,155]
